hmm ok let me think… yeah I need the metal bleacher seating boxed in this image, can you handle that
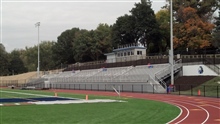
[38,63,179,93]
[46,64,170,86]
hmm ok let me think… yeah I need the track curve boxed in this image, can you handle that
[51,89,220,124]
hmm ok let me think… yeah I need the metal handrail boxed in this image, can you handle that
[204,59,220,75]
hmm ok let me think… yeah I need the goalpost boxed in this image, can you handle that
[112,85,121,98]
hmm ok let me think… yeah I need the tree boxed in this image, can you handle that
[52,28,80,66]
[173,7,214,50]
[39,41,56,71]
[91,23,112,60]
[156,9,170,52]
[23,41,56,71]
[164,0,218,51]
[112,0,162,53]
[212,11,220,48]
[8,50,28,75]
[111,14,136,47]
[24,46,38,71]
[167,0,219,22]
[130,0,161,52]
[0,43,9,76]
[73,30,93,62]
[73,24,112,62]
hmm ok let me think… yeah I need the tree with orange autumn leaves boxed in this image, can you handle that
[173,7,214,50]
[162,0,219,51]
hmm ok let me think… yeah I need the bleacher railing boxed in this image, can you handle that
[155,59,182,81]
[203,58,220,75]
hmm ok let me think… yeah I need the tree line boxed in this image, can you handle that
[0,0,220,76]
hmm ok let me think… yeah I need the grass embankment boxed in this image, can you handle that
[173,76,220,97]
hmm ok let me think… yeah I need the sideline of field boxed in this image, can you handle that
[0,89,124,106]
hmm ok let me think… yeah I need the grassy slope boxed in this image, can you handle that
[0,89,179,124]
[173,76,220,97]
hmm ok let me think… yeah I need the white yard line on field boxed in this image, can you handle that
[0,90,54,98]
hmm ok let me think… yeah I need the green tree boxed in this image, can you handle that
[73,24,112,62]
[112,0,162,53]
[23,41,56,71]
[156,9,170,52]
[24,45,39,71]
[130,0,161,52]
[52,28,80,66]
[39,41,56,71]
[0,43,9,76]
[111,14,136,47]
[73,30,93,62]
[91,23,112,60]
[8,50,28,75]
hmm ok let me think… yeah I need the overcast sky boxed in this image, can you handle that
[0,0,166,52]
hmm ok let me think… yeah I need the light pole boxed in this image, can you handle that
[170,0,174,85]
[35,22,40,78]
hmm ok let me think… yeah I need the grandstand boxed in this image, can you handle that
[38,63,178,93]
[1,45,220,95]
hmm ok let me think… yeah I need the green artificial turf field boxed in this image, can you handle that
[0,89,179,124]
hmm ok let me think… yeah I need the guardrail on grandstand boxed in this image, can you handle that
[203,58,220,75]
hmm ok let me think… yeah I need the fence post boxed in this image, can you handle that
[141,84,143,93]
[179,85,180,95]
[204,85,206,97]
[153,84,154,94]
[98,84,99,91]
[191,85,193,96]
[217,86,219,98]
[132,84,133,92]
[122,85,123,92]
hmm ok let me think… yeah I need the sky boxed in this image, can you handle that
[0,0,166,52]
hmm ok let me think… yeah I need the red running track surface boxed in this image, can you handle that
[51,89,220,124]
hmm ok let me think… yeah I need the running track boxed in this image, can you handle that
[51,89,220,124]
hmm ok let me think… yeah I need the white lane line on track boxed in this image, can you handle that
[169,100,210,124]
[165,102,189,124]
[166,99,220,110]
[203,104,220,109]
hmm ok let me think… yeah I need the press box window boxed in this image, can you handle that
[117,53,120,57]
[124,52,127,56]
[137,51,142,55]
[128,52,130,56]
